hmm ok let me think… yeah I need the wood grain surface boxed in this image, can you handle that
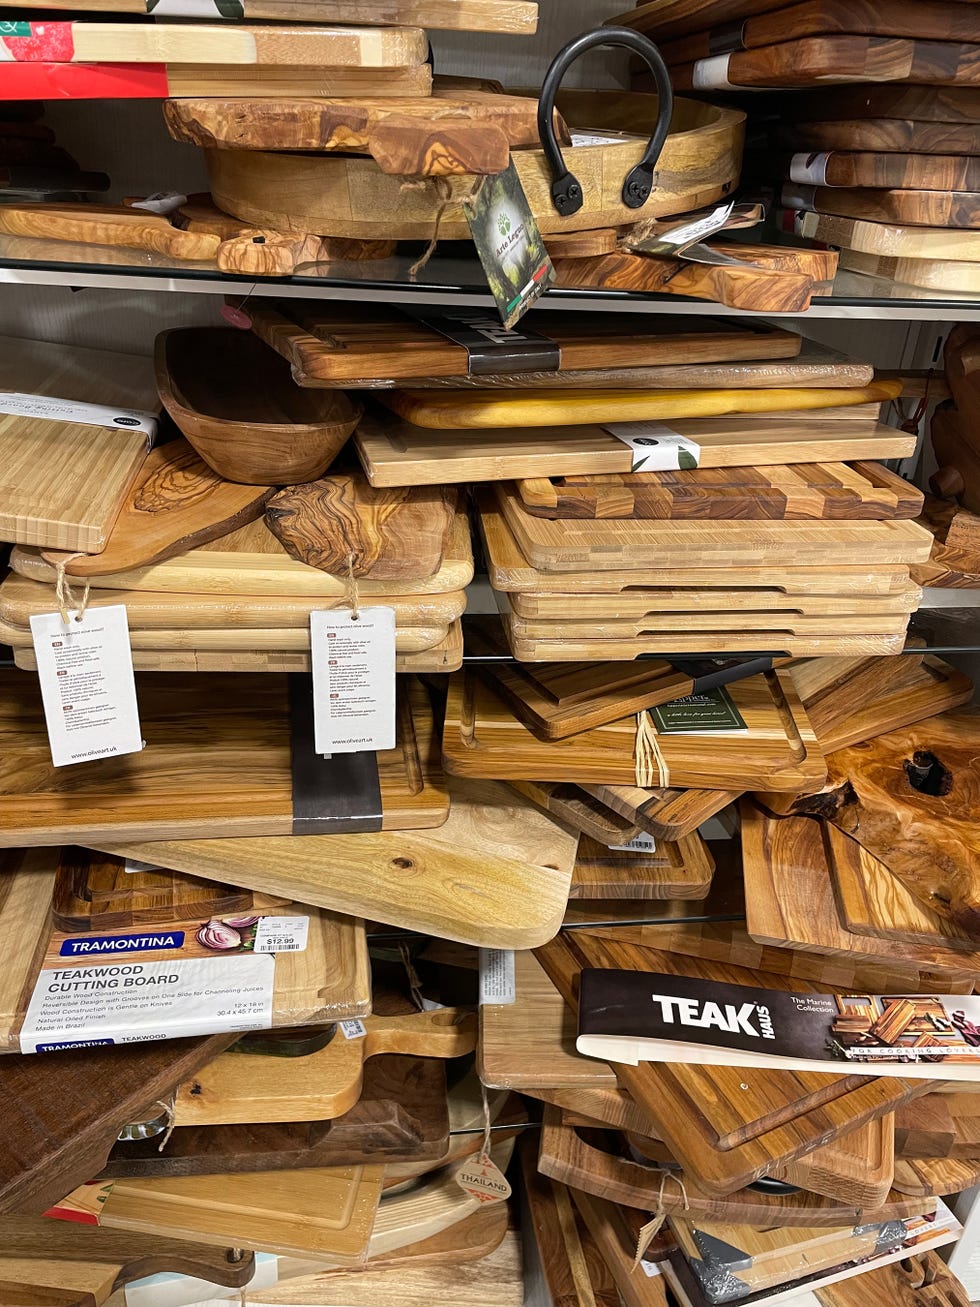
[582,785,739,842]
[155,329,360,484]
[785,118,980,154]
[509,782,643,844]
[0,202,221,260]
[800,211,980,262]
[814,1251,972,1307]
[786,150,980,193]
[570,832,715,901]
[788,185,980,230]
[773,1115,895,1207]
[893,1157,980,1198]
[842,249,980,294]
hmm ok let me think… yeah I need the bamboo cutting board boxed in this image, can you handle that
[442,669,828,792]
[787,185,980,230]
[506,607,910,639]
[570,833,715,901]
[512,590,920,617]
[0,335,157,552]
[503,625,907,659]
[380,383,901,430]
[0,672,448,844]
[248,305,802,385]
[842,249,980,294]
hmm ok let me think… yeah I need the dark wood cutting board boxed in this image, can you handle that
[570,832,715,901]
[516,462,922,521]
[781,119,980,155]
[782,85,980,123]
[783,150,980,193]
[787,184,980,229]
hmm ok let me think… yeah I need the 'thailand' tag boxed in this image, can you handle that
[309,607,396,756]
[455,1153,513,1206]
[29,604,143,768]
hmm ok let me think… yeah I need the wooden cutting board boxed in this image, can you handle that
[0,672,448,844]
[612,0,787,40]
[515,463,923,521]
[442,669,828,792]
[13,63,434,97]
[784,118,980,155]
[512,590,920,617]
[37,438,272,577]
[800,212,980,262]
[842,250,980,295]
[494,482,933,571]
[358,412,913,488]
[581,785,740,842]
[510,782,643,844]
[249,305,801,385]
[506,606,910,639]
[379,382,900,431]
[785,150,980,193]
[570,833,715,901]
[892,1157,980,1198]
[815,1251,972,1307]
[0,335,157,552]
[908,1094,980,1159]
[95,777,577,949]
[772,1115,896,1207]
[506,630,908,657]
[571,1190,673,1307]
[265,476,456,579]
[895,1096,957,1158]
[788,184,980,230]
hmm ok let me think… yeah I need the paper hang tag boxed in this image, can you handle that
[29,605,143,769]
[631,1213,668,1272]
[130,191,188,216]
[643,201,735,250]
[463,161,555,330]
[455,1152,512,1206]
[0,392,158,443]
[605,422,701,471]
[479,949,516,1006]
[309,607,396,757]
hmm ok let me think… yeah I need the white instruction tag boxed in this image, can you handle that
[0,392,157,441]
[253,916,309,955]
[641,1262,663,1279]
[340,1018,367,1040]
[655,201,734,247]
[570,130,640,147]
[29,605,143,768]
[605,423,701,472]
[130,191,188,216]
[20,954,274,1053]
[692,52,734,89]
[609,832,656,854]
[789,151,831,186]
[310,607,396,756]
[479,949,516,1006]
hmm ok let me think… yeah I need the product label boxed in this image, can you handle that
[605,422,701,471]
[692,52,735,90]
[130,191,188,216]
[29,605,143,768]
[0,21,75,61]
[59,930,185,958]
[146,0,245,15]
[649,687,747,735]
[310,607,396,756]
[570,130,641,147]
[641,1262,663,1279]
[455,1153,512,1205]
[479,949,516,1005]
[254,916,309,955]
[644,201,735,249]
[608,832,657,854]
[789,151,831,186]
[340,1018,367,1040]
[0,392,157,441]
[405,307,561,375]
[463,160,555,330]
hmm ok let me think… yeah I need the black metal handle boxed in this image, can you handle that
[537,27,674,217]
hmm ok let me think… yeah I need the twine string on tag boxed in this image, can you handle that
[398,940,426,1012]
[635,711,669,788]
[345,551,361,621]
[630,1170,690,1271]
[154,1095,177,1153]
[54,555,91,625]
[480,1077,493,1163]
[402,175,486,280]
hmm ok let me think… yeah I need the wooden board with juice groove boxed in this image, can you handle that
[442,668,827,792]
[515,462,923,522]
[0,0,539,31]
[535,933,929,1198]
[784,151,980,193]
[95,777,577,950]
[247,306,803,384]
[10,512,474,597]
[581,785,740,842]
[800,212,980,263]
[493,482,933,572]
[510,781,643,844]
[787,185,980,230]
[570,832,715,901]
[0,334,156,552]
[379,381,900,431]
[739,804,979,978]
[771,1115,895,1206]
[0,672,447,845]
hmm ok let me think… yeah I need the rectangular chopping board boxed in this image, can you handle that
[356,413,916,487]
[249,304,802,383]
[0,334,156,552]
[0,672,448,845]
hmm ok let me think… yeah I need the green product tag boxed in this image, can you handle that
[463,161,555,330]
[649,686,747,735]
[0,21,31,33]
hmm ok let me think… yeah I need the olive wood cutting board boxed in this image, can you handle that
[10,512,473,597]
[516,463,923,521]
[799,212,980,263]
[581,785,740,842]
[0,672,448,844]
[570,833,715,901]
[94,777,578,949]
[494,482,933,571]
[786,185,980,230]
[0,1,538,31]
[892,1157,980,1198]
[0,334,157,553]
[785,151,980,193]
[358,412,912,488]
[379,382,901,430]
[247,305,802,384]
[103,1054,449,1177]
[443,668,828,792]
[39,438,274,578]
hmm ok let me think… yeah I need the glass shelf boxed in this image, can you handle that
[1,232,978,321]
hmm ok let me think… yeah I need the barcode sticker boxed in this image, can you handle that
[253,916,309,955]
[341,1019,367,1040]
[609,833,656,854]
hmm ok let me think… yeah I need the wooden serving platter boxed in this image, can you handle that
[442,670,828,792]
[799,212,980,263]
[0,334,156,553]
[359,413,913,488]
[248,305,802,385]
[787,185,980,230]
[570,833,715,901]
[0,672,448,845]
[516,462,922,521]
[379,381,900,430]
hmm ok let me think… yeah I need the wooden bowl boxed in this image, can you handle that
[155,328,361,485]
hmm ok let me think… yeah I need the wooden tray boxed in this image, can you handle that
[0,334,156,552]
[155,328,360,485]
[442,669,827,792]
[0,672,448,845]
[247,306,802,385]
[570,832,715,901]
[800,211,980,263]
[788,184,980,230]
[380,381,899,430]
[94,777,577,949]
[516,462,923,521]
[206,91,744,239]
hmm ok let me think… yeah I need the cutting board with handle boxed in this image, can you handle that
[786,184,980,230]
[581,784,739,842]
[0,202,221,260]
[570,832,714,901]
[515,462,923,521]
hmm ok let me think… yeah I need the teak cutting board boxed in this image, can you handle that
[0,672,448,844]
[379,382,901,430]
[786,150,980,193]
[40,438,274,577]
[772,1115,896,1207]
[814,1251,971,1307]
[570,833,715,901]
[785,118,980,156]
[248,305,802,384]
[787,185,980,230]
[95,777,577,949]
[0,334,157,552]
[443,668,827,792]
[582,784,740,842]
[516,463,923,521]
[511,782,643,844]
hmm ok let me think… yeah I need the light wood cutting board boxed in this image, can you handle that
[0,334,157,552]
[800,211,980,262]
